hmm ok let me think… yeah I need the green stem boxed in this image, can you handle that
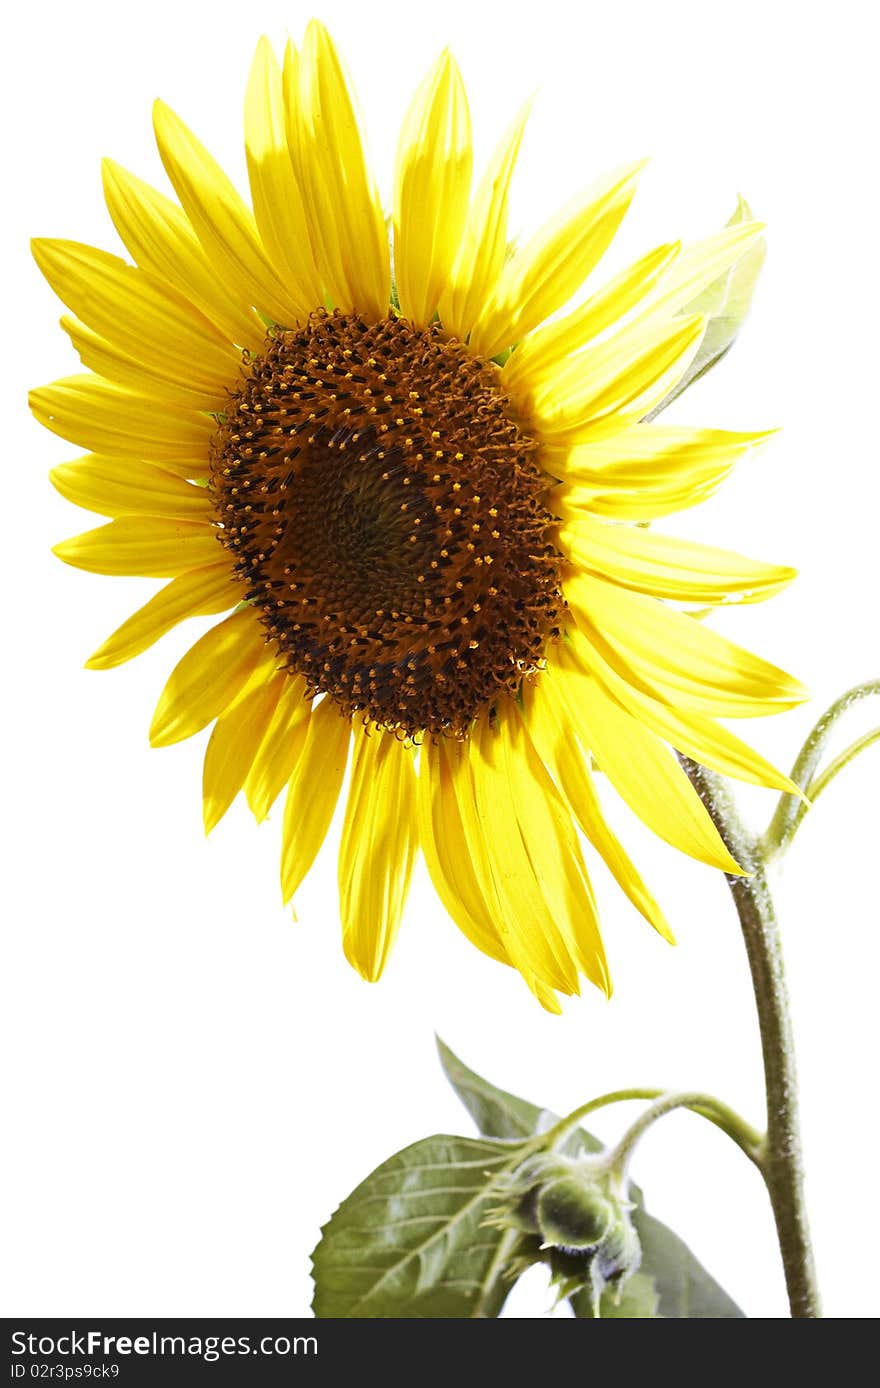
[681,758,821,1318]
[763,678,880,858]
[609,1091,764,1174]
[768,726,880,858]
[540,1087,664,1147]
[542,1088,763,1167]
[808,727,880,801]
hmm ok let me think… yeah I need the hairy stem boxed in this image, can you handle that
[606,1091,764,1175]
[681,758,821,1318]
[542,1088,763,1167]
[763,678,880,857]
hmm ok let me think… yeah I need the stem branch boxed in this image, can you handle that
[607,1091,764,1175]
[543,1088,762,1168]
[764,678,880,858]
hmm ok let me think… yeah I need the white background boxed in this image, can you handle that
[3,0,878,1320]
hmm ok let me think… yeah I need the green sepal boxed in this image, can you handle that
[572,1271,661,1319]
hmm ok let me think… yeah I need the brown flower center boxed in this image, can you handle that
[210,310,564,737]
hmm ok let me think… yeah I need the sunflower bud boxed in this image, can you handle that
[537,1178,615,1250]
[489,1149,641,1310]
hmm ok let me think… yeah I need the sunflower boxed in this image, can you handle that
[31,22,804,1011]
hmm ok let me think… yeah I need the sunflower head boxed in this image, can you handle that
[211,308,564,739]
[31,21,806,1010]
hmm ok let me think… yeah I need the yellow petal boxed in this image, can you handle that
[50,453,213,520]
[53,515,218,577]
[393,50,472,327]
[245,37,323,315]
[565,570,807,717]
[522,313,705,442]
[468,160,645,360]
[553,425,771,521]
[150,608,265,746]
[32,238,239,390]
[503,241,679,391]
[101,158,265,351]
[30,376,215,471]
[281,41,301,160]
[153,98,303,326]
[85,561,236,670]
[203,669,286,833]
[559,511,797,605]
[530,983,565,1015]
[243,676,312,822]
[441,732,552,1004]
[417,737,510,965]
[560,424,768,483]
[553,474,728,524]
[563,621,800,796]
[494,710,610,993]
[443,728,568,1007]
[647,220,766,318]
[549,651,744,873]
[339,732,418,981]
[522,675,673,941]
[466,712,606,995]
[439,101,531,341]
[287,22,390,318]
[61,315,230,412]
[280,696,351,903]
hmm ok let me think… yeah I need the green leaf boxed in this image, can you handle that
[437,1038,744,1319]
[436,1035,601,1155]
[646,195,766,419]
[628,1211,745,1318]
[311,1134,530,1318]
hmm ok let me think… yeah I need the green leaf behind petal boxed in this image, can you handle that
[646,196,766,419]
